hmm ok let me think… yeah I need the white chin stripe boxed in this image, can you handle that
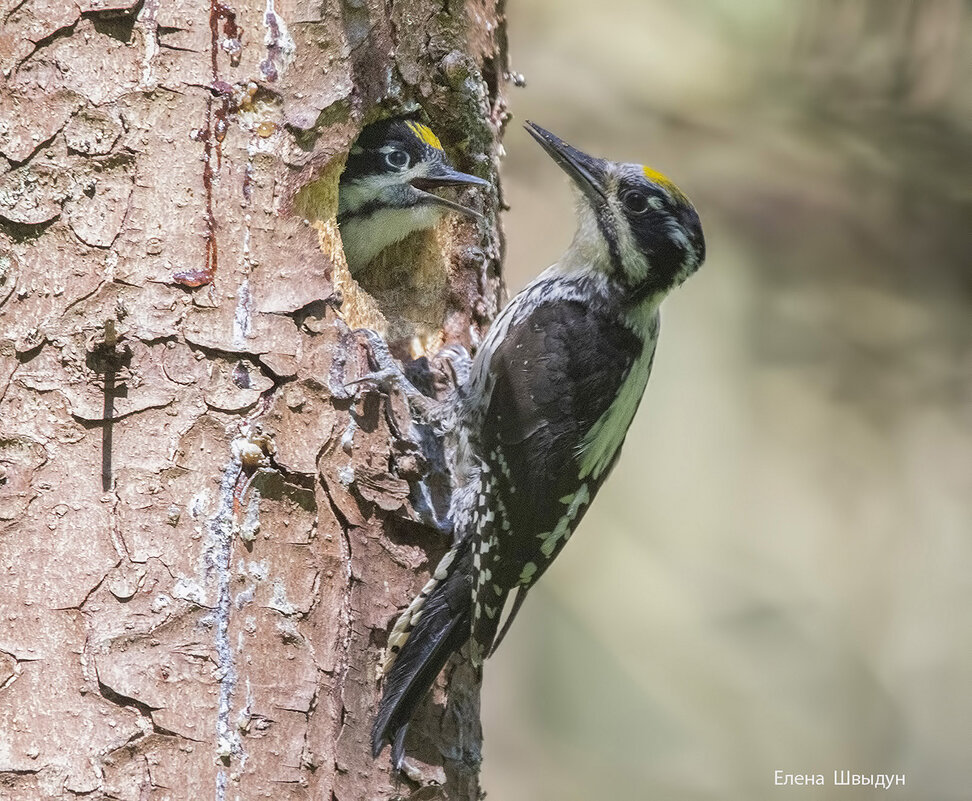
[340,205,444,271]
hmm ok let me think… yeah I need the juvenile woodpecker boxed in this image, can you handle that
[337,118,488,274]
[371,122,706,767]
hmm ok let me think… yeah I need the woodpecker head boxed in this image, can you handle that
[525,121,705,301]
[338,118,488,274]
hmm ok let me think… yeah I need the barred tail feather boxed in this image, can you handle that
[372,546,472,767]
[379,544,460,678]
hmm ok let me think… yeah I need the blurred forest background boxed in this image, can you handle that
[483,1,972,799]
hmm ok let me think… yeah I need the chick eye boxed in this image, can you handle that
[621,190,650,214]
[385,149,410,169]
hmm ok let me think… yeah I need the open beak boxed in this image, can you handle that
[524,121,609,207]
[410,164,488,221]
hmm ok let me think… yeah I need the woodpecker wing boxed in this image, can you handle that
[469,290,652,655]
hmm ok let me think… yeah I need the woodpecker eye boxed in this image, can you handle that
[385,149,411,169]
[621,190,650,215]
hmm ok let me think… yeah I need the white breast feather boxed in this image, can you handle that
[340,205,442,271]
[578,303,659,480]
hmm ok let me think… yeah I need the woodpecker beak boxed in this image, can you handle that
[524,121,609,207]
[411,163,488,191]
[410,164,487,221]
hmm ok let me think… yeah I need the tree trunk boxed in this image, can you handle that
[0,1,507,798]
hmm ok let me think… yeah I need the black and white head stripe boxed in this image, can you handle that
[342,119,449,187]
[524,122,705,300]
[337,118,488,273]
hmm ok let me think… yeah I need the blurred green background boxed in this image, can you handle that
[483,1,972,799]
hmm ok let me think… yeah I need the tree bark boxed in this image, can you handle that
[0,1,507,798]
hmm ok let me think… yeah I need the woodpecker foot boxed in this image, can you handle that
[428,343,472,395]
[347,328,445,427]
[343,366,401,391]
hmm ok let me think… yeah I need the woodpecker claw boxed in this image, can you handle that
[348,328,444,428]
[343,367,401,392]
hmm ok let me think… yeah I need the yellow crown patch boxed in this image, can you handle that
[642,165,687,203]
[407,122,444,152]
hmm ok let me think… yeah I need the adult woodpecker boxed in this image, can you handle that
[337,118,488,274]
[370,122,706,767]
